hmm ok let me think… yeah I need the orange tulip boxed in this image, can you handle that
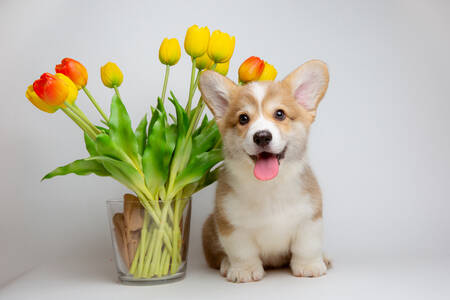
[238,56,265,83]
[55,58,88,89]
[33,73,69,106]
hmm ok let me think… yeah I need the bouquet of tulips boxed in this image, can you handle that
[25,24,278,279]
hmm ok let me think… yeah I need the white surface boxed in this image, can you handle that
[1,0,450,298]
[1,256,450,300]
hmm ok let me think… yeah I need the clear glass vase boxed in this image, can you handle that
[107,195,191,285]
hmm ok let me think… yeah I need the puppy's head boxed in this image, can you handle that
[199,60,329,181]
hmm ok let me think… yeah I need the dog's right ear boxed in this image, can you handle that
[199,70,237,120]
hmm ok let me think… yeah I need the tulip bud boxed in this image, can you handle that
[100,62,124,88]
[214,61,230,76]
[55,73,78,105]
[258,62,277,81]
[159,38,181,66]
[55,58,88,89]
[207,30,235,63]
[195,52,214,70]
[33,73,69,106]
[184,25,210,58]
[238,56,265,83]
[25,85,59,113]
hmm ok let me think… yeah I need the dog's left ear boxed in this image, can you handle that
[199,70,237,121]
[283,60,329,119]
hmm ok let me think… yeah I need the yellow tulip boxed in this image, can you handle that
[207,30,235,63]
[159,38,181,66]
[55,73,78,105]
[259,62,277,81]
[195,52,214,70]
[25,85,59,113]
[184,25,210,58]
[100,62,124,88]
[214,61,230,76]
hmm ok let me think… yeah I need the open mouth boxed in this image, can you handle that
[249,147,287,181]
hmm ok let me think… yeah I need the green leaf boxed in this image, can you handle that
[171,149,223,197]
[148,107,159,136]
[193,115,209,137]
[95,133,135,166]
[95,125,110,134]
[168,113,176,123]
[109,95,140,167]
[42,158,109,180]
[165,124,177,154]
[142,114,172,196]
[156,97,167,122]
[84,133,98,156]
[183,165,221,197]
[191,121,220,158]
[135,114,148,155]
[196,166,221,191]
[87,156,145,191]
[169,92,188,135]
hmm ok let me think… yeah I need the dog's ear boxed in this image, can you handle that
[283,60,329,119]
[199,70,237,120]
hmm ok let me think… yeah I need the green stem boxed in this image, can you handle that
[82,87,109,123]
[142,227,158,276]
[192,69,200,94]
[60,107,97,140]
[170,197,181,274]
[129,245,140,274]
[136,212,150,277]
[186,98,205,138]
[113,86,121,100]
[65,103,101,135]
[148,201,171,276]
[185,59,197,114]
[161,65,170,103]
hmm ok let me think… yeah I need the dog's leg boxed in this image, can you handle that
[219,229,265,283]
[290,218,327,277]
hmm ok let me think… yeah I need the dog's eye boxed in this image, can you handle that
[274,109,286,121]
[239,113,250,125]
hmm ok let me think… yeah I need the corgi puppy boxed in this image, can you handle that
[199,60,329,283]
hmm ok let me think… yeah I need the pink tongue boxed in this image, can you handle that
[253,154,279,181]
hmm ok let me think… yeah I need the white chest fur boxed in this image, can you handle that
[222,159,315,261]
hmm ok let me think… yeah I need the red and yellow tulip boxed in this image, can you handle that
[259,61,277,81]
[55,58,88,89]
[55,73,78,105]
[25,85,59,113]
[30,72,78,109]
[238,56,265,83]
[33,73,69,106]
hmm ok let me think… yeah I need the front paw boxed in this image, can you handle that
[225,260,265,283]
[291,258,327,277]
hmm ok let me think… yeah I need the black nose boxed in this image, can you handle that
[253,130,272,147]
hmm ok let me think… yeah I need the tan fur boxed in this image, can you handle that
[301,165,323,220]
[202,214,226,269]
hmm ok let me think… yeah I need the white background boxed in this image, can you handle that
[1,0,449,298]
